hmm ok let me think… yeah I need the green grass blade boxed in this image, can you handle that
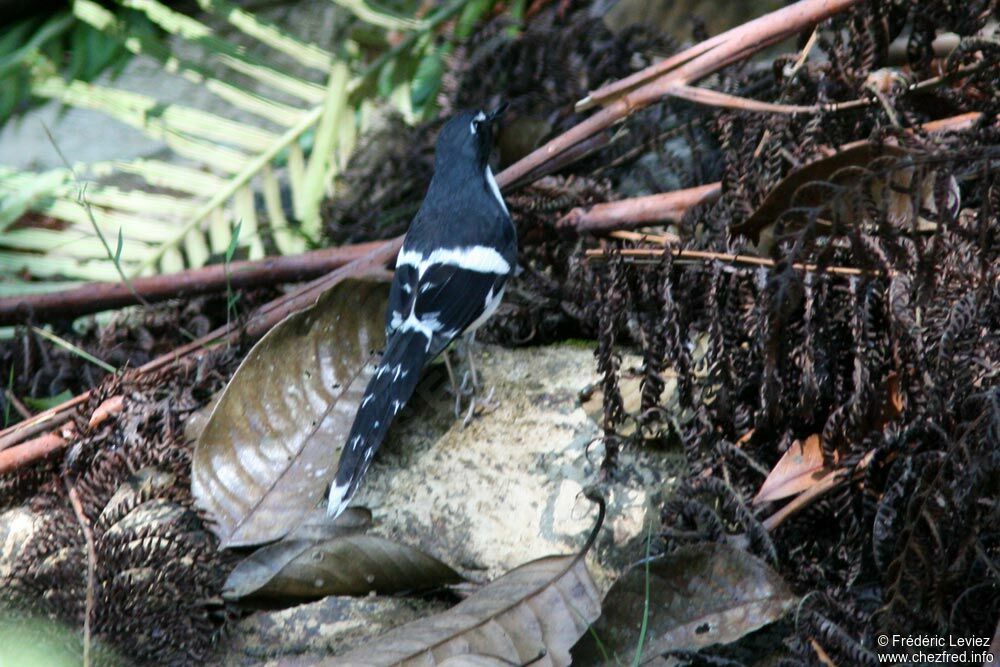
[31,326,117,374]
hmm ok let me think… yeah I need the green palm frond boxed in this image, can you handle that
[1,0,488,294]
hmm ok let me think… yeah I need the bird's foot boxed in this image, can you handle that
[443,338,499,423]
[462,386,499,428]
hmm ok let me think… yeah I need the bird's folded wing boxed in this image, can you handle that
[388,258,509,352]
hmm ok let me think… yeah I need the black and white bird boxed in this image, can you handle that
[327,105,516,519]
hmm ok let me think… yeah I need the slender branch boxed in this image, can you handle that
[556,183,721,234]
[0,240,390,326]
[0,238,402,452]
[659,84,871,115]
[3,389,32,421]
[587,246,876,277]
[65,478,96,667]
[501,0,864,189]
[0,427,72,474]
[577,0,861,111]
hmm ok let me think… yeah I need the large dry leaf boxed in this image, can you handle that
[193,278,390,548]
[573,543,796,664]
[223,533,462,600]
[333,553,601,666]
[287,507,373,542]
[752,434,829,506]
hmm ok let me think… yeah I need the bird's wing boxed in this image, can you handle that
[386,244,513,354]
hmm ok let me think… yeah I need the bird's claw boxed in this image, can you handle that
[462,386,499,428]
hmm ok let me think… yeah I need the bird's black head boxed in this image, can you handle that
[434,103,508,170]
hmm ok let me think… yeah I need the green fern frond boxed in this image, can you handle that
[1,0,480,297]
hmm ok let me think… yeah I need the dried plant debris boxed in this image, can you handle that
[0,353,242,665]
[223,533,463,602]
[577,0,999,661]
[0,289,275,431]
[572,543,796,664]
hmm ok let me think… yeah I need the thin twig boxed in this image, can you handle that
[65,478,96,667]
[586,246,876,277]
[0,240,389,326]
[661,83,870,115]
[3,388,32,420]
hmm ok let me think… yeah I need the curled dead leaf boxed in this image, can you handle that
[752,434,829,506]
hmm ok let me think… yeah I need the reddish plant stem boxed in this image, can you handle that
[588,246,875,277]
[499,0,864,188]
[0,239,402,452]
[0,428,72,473]
[556,183,721,234]
[0,241,389,326]
[579,0,863,111]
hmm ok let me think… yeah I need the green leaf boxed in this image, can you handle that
[456,0,494,40]
[410,45,444,112]
[225,220,242,263]
[23,389,74,411]
[113,227,124,264]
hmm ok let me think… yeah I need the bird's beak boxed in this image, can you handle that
[487,102,509,123]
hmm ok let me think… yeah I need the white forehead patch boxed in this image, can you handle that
[469,110,487,135]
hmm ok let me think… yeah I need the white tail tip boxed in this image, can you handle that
[327,480,350,519]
